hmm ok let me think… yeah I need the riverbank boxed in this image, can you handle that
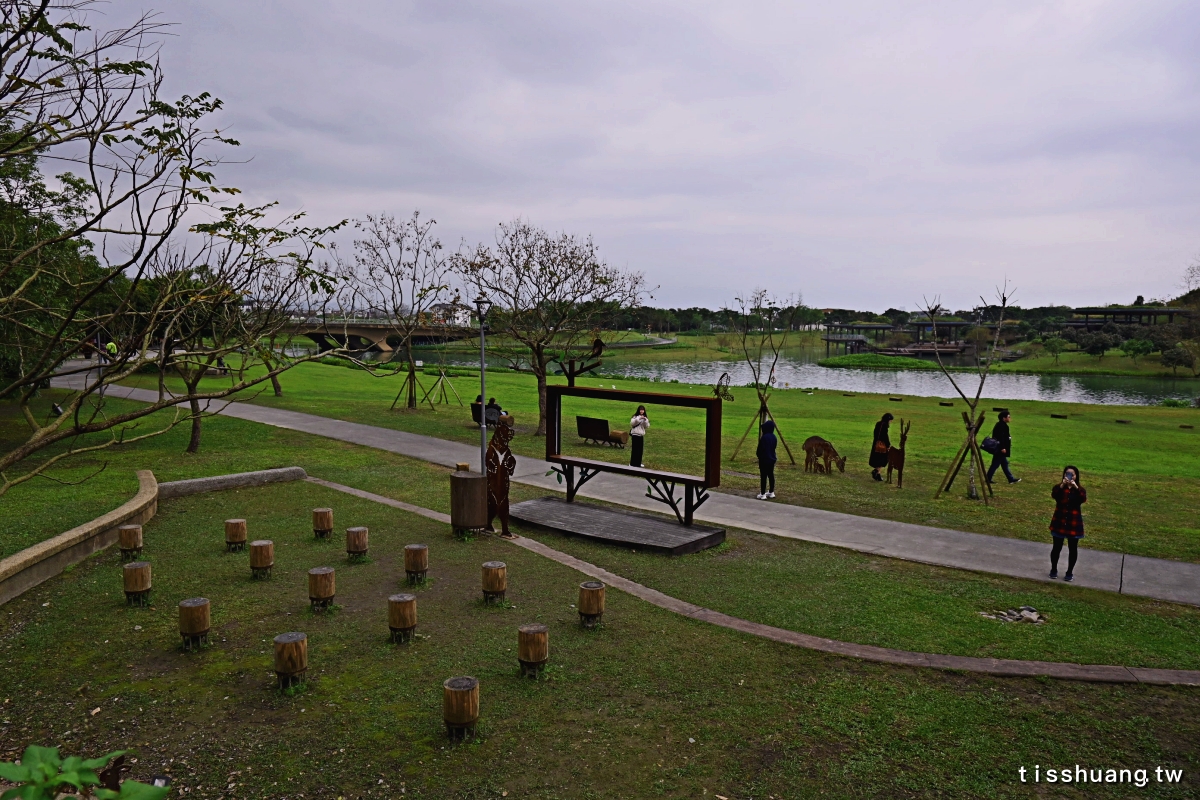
[819,349,1200,383]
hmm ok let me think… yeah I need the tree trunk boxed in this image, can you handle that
[406,339,417,410]
[270,371,283,397]
[533,348,548,436]
[966,408,979,499]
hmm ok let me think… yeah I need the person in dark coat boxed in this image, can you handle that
[869,413,893,481]
[1049,465,1086,581]
[986,411,1020,484]
[756,419,778,500]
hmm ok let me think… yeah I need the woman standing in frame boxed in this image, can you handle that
[629,405,650,468]
[869,412,893,481]
[1049,465,1086,581]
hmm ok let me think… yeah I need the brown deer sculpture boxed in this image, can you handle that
[886,419,911,488]
[802,436,847,474]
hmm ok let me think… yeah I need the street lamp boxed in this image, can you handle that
[473,294,493,476]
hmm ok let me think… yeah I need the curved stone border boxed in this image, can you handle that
[0,470,158,606]
[0,467,309,607]
[305,476,1200,686]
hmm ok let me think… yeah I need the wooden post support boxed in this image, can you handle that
[578,581,606,628]
[224,519,247,552]
[455,462,470,471]
[122,561,152,606]
[308,566,336,610]
[450,469,487,536]
[250,540,274,579]
[274,632,308,689]
[443,676,479,740]
[517,623,549,677]
[404,544,429,584]
[388,593,417,643]
[345,526,369,560]
[178,597,211,650]
[313,507,333,539]
[117,524,143,561]
[481,561,507,603]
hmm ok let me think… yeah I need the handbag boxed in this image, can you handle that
[873,441,888,454]
[981,437,1000,454]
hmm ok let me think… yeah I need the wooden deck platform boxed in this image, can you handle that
[510,497,725,556]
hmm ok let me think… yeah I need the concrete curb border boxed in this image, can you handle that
[158,466,307,499]
[0,467,308,607]
[306,477,1200,686]
[0,470,158,607]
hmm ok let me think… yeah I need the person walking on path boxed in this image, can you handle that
[629,405,650,467]
[986,410,1021,485]
[756,419,778,500]
[869,413,893,481]
[1049,465,1087,581]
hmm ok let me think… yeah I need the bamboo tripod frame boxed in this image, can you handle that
[935,410,994,503]
[420,368,463,407]
[391,367,435,411]
[730,393,796,465]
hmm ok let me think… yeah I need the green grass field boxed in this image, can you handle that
[3,477,1198,798]
[114,360,1200,562]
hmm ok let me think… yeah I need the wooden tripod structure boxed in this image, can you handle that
[420,367,463,407]
[729,389,796,464]
[390,365,434,411]
[935,410,994,503]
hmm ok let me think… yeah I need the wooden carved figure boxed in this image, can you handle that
[802,436,847,474]
[486,414,517,538]
[886,419,911,488]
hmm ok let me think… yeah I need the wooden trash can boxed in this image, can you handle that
[388,593,417,643]
[178,597,211,650]
[313,507,334,539]
[443,676,479,740]
[346,526,369,560]
[117,524,143,561]
[481,561,507,603]
[404,544,429,584]
[308,566,336,610]
[122,561,152,606]
[225,519,247,552]
[517,623,549,677]
[250,540,274,579]
[449,467,487,536]
[274,632,308,689]
[578,581,606,628]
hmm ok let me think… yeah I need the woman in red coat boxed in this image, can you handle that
[1049,465,1086,582]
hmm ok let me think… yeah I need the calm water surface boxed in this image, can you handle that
[398,347,1199,407]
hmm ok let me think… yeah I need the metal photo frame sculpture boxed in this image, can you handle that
[545,386,722,526]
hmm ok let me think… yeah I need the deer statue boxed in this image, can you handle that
[886,419,911,488]
[802,436,847,474]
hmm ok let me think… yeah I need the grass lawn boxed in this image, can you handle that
[2,478,1198,798]
[116,360,1200,562]
[993,348,1200,379]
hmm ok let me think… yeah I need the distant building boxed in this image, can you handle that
[430,302,472,327]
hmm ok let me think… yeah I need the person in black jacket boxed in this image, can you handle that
[756,419,778,500]
[869,413,893,481]
[986,411,1020,485]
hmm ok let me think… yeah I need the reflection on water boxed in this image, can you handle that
[337,346,1198,407]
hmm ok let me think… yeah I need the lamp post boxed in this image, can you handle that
[473,294,493,477]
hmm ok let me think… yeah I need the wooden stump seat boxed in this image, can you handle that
[274,632,308,689]
[122,561,152,606]
[443,676,479,740]
[517,623,549,677]
[224,519,247,552]
[388,593,417,643]
[308,566,336,610]
[346,526,369,560]
[178,597,211,650]
[481,561,507,603]
[578,581,606,628]
[312,507,333,539]
[117,524,143,561]
[250,540,274,579]
[404,544,429,584]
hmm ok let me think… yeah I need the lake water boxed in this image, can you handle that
[410,348,1198,407]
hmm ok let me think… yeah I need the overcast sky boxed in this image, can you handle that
[130,1,1200,310]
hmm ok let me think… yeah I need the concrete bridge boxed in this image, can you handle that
[285,319,475,352]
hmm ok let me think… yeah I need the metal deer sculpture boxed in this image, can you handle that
[886,419,911,488]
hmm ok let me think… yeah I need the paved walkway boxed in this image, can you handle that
[306,476,1200,685]
[69,379,1200,606]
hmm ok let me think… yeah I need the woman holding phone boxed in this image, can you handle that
[629,405,649,468]
[1049,465,1087,581]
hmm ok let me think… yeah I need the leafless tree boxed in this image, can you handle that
[338,211,455,410]
[0,2,344,493]
[920,283,1013,502]
[726,289,804,463]
[454,218,648,435]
